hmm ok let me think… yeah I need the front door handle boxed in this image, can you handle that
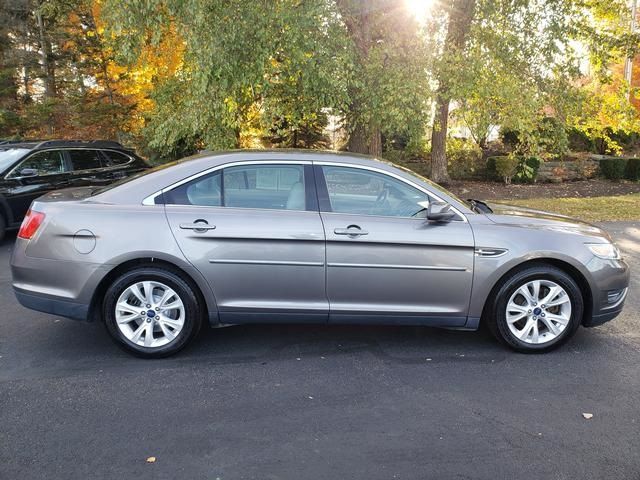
[180,220,216,233]
[334,225,369,237]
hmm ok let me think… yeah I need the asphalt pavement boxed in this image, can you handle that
[1,222,639,480]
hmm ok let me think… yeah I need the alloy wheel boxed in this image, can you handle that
[505,279,572,345]
[114,281,185,348]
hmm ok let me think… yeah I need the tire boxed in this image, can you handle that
[487,265,583,353]
[103,266,202,358]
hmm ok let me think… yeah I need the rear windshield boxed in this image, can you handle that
[0,148,30,174]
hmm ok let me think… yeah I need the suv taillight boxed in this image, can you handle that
[18,209,45,240]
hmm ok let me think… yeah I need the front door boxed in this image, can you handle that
[4,149,69,223]
[316,165,474,326]
[164,162,328,323]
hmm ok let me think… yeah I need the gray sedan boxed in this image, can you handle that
[11,150,630,357]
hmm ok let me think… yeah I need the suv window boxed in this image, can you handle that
[102,150,131,166]
[9,150,66,177]
[68,150,104,171]
[321,166,429,217]
[164,164,307,211]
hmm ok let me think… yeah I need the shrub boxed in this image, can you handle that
[599,158,628,180]
[446,138,483,180]
[487,155,541,183]
[625,158,640,181]
[513,156,542,183]
[495,156,519,184]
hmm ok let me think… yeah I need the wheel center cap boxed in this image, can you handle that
[146,310,156,318]
[533,307,542,316]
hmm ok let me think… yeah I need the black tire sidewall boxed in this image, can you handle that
[103,267,201,358]
[493,266,583,353]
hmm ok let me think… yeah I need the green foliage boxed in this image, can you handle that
[514,156,542,183]
[446,137,483,179]
[624,158,640,181]
[494,156,519,184]
[599,158,629,180]
[487,155,541,183]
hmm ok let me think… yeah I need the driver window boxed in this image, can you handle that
[9,150,66,177]
[321,166,429,217]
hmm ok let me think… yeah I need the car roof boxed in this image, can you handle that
[0,139,130,151]
[94,149,472,214]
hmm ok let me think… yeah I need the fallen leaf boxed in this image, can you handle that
[146,457,156,463]
[582,413,594,419]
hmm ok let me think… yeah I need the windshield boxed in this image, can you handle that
[0,148,30,174]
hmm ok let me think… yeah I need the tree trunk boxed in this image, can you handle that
[348,121,382,157]
[430,0,476,184]
[430,97,450,183]
[35,4,56,134]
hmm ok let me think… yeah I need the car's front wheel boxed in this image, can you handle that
[488,265,583,353]
[103,267,202,358]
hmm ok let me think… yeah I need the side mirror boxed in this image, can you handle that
[426,201,456,222]
[19,168,38,177]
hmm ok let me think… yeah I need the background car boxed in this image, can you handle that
[0,139,149,241]
[10,150,629,357]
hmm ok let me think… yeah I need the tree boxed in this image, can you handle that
[335,0,430,157]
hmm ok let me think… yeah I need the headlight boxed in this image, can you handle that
[586,243,621,260]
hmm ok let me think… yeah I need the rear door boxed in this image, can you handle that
[315,164,474,326]
[66,149,111,187]
[164,161,328,323]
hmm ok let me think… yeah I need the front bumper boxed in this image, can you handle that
[14,287,89,321]
[584,287,628,327]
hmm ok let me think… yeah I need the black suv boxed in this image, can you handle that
[0,140,149,240]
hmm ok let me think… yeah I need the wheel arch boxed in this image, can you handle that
[479,258,593,326]
[88,257,218,325]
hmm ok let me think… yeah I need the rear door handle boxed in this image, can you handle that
[180,220,216,232]
[334,225,368,237]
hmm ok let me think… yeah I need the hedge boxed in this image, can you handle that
[599,158,628,180]
[625,158,640,181]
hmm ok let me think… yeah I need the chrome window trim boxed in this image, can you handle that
[143,158,468,223]
[142,159,312,206]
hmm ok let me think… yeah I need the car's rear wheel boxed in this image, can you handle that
[488,265,583,353]
[103,267,202,358]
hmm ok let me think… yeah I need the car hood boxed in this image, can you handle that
[484,201,611,241]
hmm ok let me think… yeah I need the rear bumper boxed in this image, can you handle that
[14,287,89,321]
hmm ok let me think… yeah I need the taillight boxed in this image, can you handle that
[18,209,46,240]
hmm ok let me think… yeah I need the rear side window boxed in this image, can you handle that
[102,150,131,166]
[164,164,307,211]
[164,171,222,207]
[9,150,66,177]
[68,150,104,171]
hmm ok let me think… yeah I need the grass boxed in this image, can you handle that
[502,193,640,223]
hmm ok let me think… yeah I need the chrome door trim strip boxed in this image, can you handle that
[327,262,467,271]
[209,259,324,267]
[143,159,312,205]
[474,247,509,257]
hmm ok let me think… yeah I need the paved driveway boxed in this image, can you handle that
[1,222,639,480]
